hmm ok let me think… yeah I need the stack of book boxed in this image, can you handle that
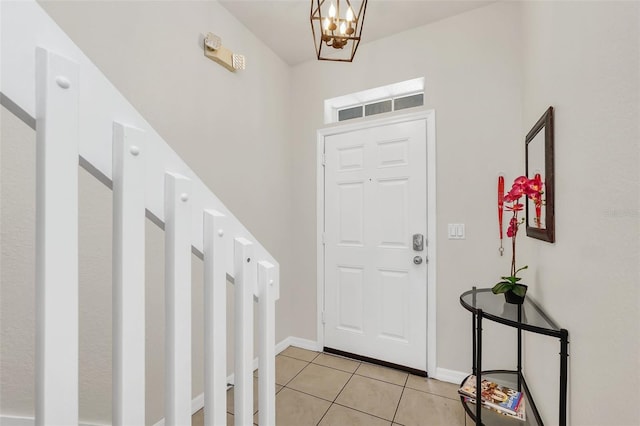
[458,375,526,421]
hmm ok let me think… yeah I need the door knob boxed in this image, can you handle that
[413,256,423,265]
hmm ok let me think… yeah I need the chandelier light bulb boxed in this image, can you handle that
[328,3,336,18]
[346,7,354,22]
[340,22,347,35]
[323,17,330,30]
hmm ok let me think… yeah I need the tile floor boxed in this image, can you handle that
[193,346,467,426]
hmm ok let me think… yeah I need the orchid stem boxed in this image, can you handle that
[511,211,517,277]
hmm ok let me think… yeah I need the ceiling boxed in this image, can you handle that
[219,0,494,66]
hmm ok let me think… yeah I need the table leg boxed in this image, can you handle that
[475,310,483,426]
[517,305,522,391]
[559,329,569,426]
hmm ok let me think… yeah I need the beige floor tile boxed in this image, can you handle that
[192,408,204,426]
[261,387,331,426]
[312,353,361,373]
[394,387,465,426]
[405,375,461,400]
[355,363,408,386]
[319,404,392,426]
[280,345,320,362]
[335,375,403,421]
[191,409,234,426]
[287,363,352,401]
[275,354,308,385]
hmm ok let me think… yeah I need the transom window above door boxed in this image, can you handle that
[324,78,425,124]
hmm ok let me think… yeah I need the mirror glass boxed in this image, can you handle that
[527,131,545,229]
[525,107,555,243]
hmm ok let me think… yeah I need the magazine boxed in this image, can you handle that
[462,395,526,421]
[459,375,524,417]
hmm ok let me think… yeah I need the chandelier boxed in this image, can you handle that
[310,0,368,62]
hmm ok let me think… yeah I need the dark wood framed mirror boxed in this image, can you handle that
[525,106,555,242]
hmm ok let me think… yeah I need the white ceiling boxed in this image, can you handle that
[219,0,494,66]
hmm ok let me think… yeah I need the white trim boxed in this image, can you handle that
[426,110,438,380]
[433,368,469,386]
[316,134,326,354]
[316,110,437,377]
[275,335,321,354]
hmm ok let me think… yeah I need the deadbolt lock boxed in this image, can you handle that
[413,234,424,251]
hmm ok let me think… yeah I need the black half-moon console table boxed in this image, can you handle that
[459,287,569,426]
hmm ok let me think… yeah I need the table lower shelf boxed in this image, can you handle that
[459,370,543,426]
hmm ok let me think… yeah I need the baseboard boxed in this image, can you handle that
[278,336,321,352]
[433,367,468,385]
[0,415,105,426]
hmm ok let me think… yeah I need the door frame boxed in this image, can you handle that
[316,109,437,376]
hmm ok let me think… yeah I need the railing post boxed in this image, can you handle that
[112,123,146,425]
[164,172,193,426]
[258,261,277,426]
[234,237,255,426]
[203,210,227,426]
[34,47,80,426]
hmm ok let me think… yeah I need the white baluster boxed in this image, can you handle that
[112,122,146,425]
[234,238,255,426]
[34,47,79,426]
[165,172,192,426]
[258,261,277,426]
[203,210,227,426]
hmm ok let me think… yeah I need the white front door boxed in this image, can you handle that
[323,118,427,373]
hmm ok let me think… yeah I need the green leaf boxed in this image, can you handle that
[492,282,513,294]
[512,285,527,297]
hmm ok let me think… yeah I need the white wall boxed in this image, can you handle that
[289,2,525,375]
[520,1,640,425]
[1,1,294,424]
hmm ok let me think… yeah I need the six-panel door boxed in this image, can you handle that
[324,119,427,372]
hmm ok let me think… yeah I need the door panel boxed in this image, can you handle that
[337,266,364,332]
[378,178,409,248]
[378,268,409,342]
[337,181,364,245]
[324,119,427,372]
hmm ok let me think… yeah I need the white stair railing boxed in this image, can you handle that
[1,2,279,426]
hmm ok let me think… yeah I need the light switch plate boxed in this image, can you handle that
[448,223,465,240]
